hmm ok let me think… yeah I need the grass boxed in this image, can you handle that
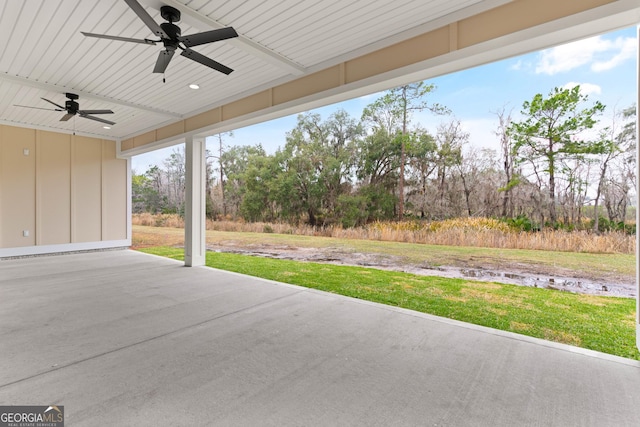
[132,213,636,254]
[132,225,635,280]
[139,246,640,360]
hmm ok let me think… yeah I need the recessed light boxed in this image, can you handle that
[103,126,111,129]
[189,84,200,90]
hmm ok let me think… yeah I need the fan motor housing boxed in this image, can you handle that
[161,22,181,40]
[65,100,79,114]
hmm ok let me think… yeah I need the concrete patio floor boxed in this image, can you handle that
[1,249,639,426]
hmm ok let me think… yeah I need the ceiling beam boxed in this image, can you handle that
[0,72,183,118]
[141,0,306,76]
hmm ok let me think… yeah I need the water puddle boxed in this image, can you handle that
[419,267,635,298]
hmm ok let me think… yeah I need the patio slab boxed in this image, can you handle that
[1,249,639,426]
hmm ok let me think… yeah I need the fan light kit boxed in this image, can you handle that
[81,0,238,78]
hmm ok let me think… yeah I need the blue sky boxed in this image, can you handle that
[132,26,637,172]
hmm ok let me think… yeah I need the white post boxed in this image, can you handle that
[636,26,639,351]
[184,135,206,267]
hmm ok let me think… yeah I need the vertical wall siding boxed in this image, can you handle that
[0,126,36,248]
[37,131,72,245]
[0,124,127,251]
[73,136,103,243]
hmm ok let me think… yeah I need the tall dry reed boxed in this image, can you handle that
[131,214,635,254]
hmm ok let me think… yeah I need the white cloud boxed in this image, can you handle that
[562,82,602,97]
[591,37,636,72]
[535,35,636,75]
[509,59,523,71]
[535,37,601,74]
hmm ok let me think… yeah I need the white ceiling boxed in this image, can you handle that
[0,0,501,140]
[0,0,637,144]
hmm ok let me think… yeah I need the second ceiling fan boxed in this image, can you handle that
[82,0,238,75]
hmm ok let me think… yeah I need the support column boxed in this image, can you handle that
[184,135,206,267]
[636,26,639,351]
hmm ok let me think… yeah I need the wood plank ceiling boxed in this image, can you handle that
[0,0,637,144]
[0,0,503,140]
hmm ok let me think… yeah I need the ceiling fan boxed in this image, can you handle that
[15,93,115,125]
[81,0,238,75]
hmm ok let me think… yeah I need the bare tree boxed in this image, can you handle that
[206,132,233,218]
[163,147,186,214]
[557,156,591,225]
[494,107,516,218]
[455,147,501,217]
[600,105,637,226]
[434,120,467,218]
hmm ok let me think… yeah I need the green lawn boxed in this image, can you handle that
[139,246,639,360]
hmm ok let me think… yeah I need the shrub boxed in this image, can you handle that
[503,215,536,232]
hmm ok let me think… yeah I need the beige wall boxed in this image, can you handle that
[0,124,128,254]
[38,131,72,245]
[74,136,103,242]
[0,126,36,247]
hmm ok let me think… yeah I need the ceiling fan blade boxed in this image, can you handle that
[14,104,60,111]
[60,113,74,122]
[41,98,66,110]
[81,32,156,45]
[179,27,238,47]
[124,0,168,38]
[153,49,175,73]
[80,114,116,126]
[180,48,233,75]
[78,109,114,115]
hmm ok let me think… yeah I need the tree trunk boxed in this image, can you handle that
[459,171,472,216]
[308,208,317,227]
[593,153,612,233]
[398,87,407,220]
[217,135,226,217]
[547,151,556,225]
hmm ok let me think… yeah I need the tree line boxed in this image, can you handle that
[132,83,636,231]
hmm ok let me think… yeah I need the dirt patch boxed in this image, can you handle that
[510,321,534,332]
[131,227,635,298]
[543,328,582,346]
[206,242,636,298]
